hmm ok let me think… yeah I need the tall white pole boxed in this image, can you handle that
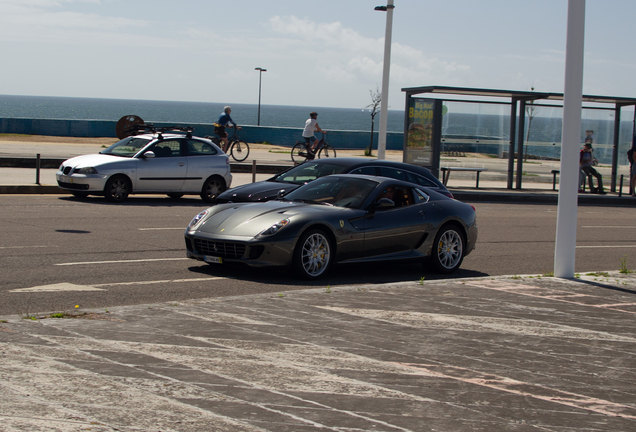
[554,0,586,278]
[377,0,394,160]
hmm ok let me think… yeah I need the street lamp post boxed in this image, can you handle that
[375,0,394,160]
[255,67,267,126]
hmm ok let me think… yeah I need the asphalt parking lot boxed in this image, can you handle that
[2,272,636,431]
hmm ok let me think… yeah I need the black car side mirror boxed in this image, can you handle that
[373,198,395,209]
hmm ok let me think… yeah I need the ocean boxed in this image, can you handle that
[1,94,632,164]
[0,94,405,133]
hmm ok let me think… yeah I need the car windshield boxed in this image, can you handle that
[283,176,377,209]
[272,162,347,185]
[100,137,152,157]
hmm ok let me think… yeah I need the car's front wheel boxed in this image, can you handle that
[200,176,226,203]
[104,175,131,203]
[293,228,333,279]
[429,224,465,273]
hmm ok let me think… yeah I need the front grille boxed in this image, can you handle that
[193,239,246,259]
[63,166,72,175]
[57,181,89,190]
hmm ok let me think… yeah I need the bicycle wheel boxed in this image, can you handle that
[318,144,336,159]
[291,143,309,163]
[230,140,250,162]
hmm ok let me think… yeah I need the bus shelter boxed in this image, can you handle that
[401,86,636,191]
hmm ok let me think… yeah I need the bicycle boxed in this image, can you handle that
[206,126,250,162]
[291,133,336,163]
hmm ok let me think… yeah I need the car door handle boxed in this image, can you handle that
[178,162,185,167]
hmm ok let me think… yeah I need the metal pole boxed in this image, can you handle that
[255,68,266,126]
[376,0,394,160]
[554,0,586,279]
[507,99,517,189]
[36,153,41,185]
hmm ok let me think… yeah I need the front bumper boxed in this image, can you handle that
[184,232,296,268]
[56,172,108,192]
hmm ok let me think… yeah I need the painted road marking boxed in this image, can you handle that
[92,277,226,287]
[55,258,189,266]
[576,245,636,248]
[0,245,53,249]
[10,283,105,293]
[10,277,227,292]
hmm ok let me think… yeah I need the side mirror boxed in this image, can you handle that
[373,198,395,209]
[142,151,155,158]
[277,189,286,199]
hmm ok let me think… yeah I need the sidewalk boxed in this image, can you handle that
[2,272,636,431]
[0,136,633,204]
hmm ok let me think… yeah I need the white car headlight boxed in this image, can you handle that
[259,218,290,236]
[76,167,98,175]
[188,210,209,230]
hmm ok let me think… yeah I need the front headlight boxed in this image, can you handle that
[187,210,209,230]
[259,218,290,236]
[76,167,98,175]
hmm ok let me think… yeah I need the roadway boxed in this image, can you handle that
[2,194,634,316]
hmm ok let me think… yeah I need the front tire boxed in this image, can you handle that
[103,175,131,203]
[293,229,333,279]
[291,143,308,164]
[200,176,226,203]
[230,140,250,162]
[429,224,465,273]
[318,144,336,158]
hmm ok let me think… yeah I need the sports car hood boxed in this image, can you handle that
[217,180,299,203]
[195,201,332,237]
[61,154,131,168]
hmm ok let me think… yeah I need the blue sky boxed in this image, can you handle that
[0,0,634,109]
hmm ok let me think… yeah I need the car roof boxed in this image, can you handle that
[323,174,451,200]
[305,157,432,173]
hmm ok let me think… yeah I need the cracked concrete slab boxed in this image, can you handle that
[1,273,636,431]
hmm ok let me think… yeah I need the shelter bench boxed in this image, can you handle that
[440,167,488,188]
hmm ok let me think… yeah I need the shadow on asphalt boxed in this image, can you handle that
[187,261,489,288]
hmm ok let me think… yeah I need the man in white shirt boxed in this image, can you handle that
[302,112,326,156]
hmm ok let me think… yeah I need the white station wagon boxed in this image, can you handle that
[56,129,232,203]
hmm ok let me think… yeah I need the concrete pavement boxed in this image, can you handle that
[2,272,636,431]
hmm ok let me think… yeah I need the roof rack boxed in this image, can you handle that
[123,123,194,139]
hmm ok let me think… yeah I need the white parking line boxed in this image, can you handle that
[576,245,636,248]
[55,258,189,266]
[0,245,54,249]
[93,277,226,287]
[138,228,185,231]
[581,226,634,228]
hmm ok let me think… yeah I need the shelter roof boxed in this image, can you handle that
[401,85,636,106]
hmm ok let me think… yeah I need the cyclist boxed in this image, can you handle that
[214,106,241,152]
[302,112,326,158]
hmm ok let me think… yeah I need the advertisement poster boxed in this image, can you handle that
[404,98,439,169]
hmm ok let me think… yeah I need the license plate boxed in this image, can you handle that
[204,256,223,264]
[61,175,73,183]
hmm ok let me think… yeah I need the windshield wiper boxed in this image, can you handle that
[292,199,333,206]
